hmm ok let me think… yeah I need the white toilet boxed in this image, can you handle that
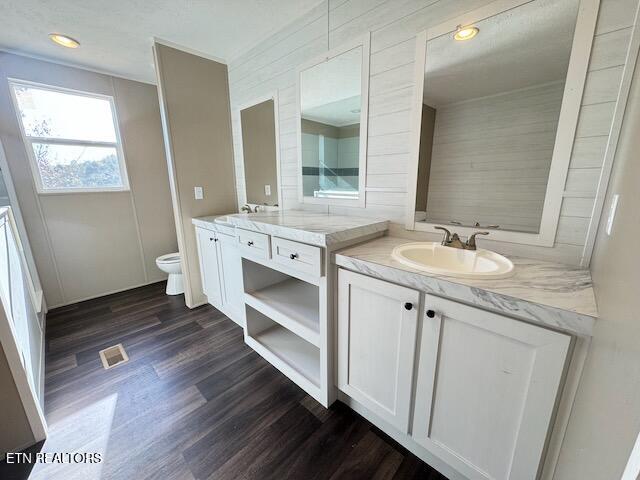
[155,252,184,295]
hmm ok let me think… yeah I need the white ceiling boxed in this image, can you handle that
[301,46,362,126]
[0,0,323,83]
[424,0,580,106]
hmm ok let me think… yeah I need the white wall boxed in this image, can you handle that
[424,81,564,233]
[0,52,177,307]
[227,0,640,266]
[554,44,640,480]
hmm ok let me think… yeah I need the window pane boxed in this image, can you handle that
[31,143,123,190]
[13,85,117,142]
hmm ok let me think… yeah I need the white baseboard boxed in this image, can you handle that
[47,278,169,310]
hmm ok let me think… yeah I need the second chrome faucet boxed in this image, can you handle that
[434,226,489,251]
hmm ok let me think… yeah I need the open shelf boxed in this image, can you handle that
[245,306,321,398]
[249,325,320,388]
[245,278,320,347]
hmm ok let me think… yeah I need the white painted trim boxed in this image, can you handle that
[580,1,640,267]
[297,33,370,208]
[7,78,131,195]
[0,212,47,445]
[405,0,600,247]
[0,141,45,313]
[152,38,227,65]
[235,91,284,209]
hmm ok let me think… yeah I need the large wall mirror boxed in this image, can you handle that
[239,95,281,207]
[407,0,597,246]
[297,36,370,206]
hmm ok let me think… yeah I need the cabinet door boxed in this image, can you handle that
[337,269,420,433]
[413,294,570,480]
[217,232,245,326]
[195,227,222,306]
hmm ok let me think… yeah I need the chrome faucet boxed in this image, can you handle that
[240,204,260,213]
[434,226,489,251]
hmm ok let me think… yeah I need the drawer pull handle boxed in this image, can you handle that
[247,241,254,246]
[290,253,298,260]
[426,309,435,318]
[404,302,413,311]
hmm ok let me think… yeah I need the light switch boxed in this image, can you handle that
[606,194,619,236]
[194,186,203,200]
[264,184,271,196]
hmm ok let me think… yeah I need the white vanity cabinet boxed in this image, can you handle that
[216,231,245,324]
[337,269,571,480]
[414,294,570,480]
[337,269,420,432]
[195,225,244,326]
[195,226,222,305]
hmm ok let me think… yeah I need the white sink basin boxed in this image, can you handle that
[391,242,514,279]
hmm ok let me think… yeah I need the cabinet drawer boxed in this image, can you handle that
[271,237,322,277]
[237,228,270,260]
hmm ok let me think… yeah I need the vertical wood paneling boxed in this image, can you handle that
[228,0,639,265]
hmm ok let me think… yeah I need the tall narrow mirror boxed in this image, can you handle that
[413,0,580,235]
[298,38,369,205]
[240,98,279,206]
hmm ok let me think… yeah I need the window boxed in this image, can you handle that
[9,81,129,193]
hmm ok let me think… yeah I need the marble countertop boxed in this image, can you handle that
[334,236,598,337]
[194,211,389,247]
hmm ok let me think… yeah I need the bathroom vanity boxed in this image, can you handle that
[333,235,596,480]
[192,213,596,480]
[193,211,389,407]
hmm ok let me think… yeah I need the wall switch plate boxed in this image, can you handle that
[194,186,203,200]
[264,184,271,196]
[606,194,619,236]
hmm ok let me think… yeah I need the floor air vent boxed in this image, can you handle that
[99,344,129,370]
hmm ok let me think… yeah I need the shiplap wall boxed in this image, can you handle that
[228,0,639,265]
[424,82,565,233]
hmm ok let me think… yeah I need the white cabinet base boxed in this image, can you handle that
[337,269,420,433]
[414,294,570,480]
[335,268,574,480]
[338,391,465,480]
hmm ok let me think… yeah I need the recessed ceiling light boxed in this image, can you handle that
[454,25,479,41]
[350,108,361,114]
[49,33,80,49]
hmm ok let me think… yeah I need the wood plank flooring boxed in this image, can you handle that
[5,282,448,480]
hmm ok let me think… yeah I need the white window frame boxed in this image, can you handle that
[8,79,130,194]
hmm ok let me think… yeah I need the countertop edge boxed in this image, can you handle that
[194,215,390,247]
[334,253,596,337]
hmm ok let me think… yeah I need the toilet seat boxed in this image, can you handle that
[156,252,180,264]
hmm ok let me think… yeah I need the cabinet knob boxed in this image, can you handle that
[209,237,214,241]
[426,309,435,318]
[214,238,218,242]
[290,253,298,260]
[247,241,254,246]
[404,302,413,310]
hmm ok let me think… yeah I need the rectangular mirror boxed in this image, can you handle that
[298,37,369,206]
[240,97,279,207]
[409,0,591,245]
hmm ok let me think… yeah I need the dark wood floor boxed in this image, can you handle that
[10,282,447,479]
